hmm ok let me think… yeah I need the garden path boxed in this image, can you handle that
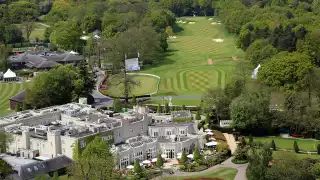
[223,133,237,155]
[159,158,248,180]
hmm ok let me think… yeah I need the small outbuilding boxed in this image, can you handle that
[9,89,26,110]
[3,69,17,82]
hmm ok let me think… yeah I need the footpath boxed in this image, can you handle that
[223,133,237,155]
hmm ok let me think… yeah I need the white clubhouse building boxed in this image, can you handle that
[0,102,206,169]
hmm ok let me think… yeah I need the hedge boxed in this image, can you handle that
[173,117,192,123]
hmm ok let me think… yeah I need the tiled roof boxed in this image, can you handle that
[9,89,26,102]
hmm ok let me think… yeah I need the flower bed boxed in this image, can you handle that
[231,158,248,164]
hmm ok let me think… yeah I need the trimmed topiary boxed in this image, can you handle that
[293,141,299,153]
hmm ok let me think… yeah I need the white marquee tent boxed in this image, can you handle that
[3,69,17,82]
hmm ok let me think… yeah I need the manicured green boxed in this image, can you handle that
[161,167,237,180]
[248,136,320,152]
[0,82,29,117]
[102,74,159,97]
[142,17,244,97]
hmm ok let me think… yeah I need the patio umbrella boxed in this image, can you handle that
[152,158,158,162]
[161,154,167,158]
[177,152,182,156]
[206,132,214,135]
[205,141,218,146]
[126,165,134,169]
[187,154,194,159]
[142,160,151,164]
[205,129,212,132]
[139,163,143,166]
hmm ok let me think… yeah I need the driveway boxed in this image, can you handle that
[91,70,113,107]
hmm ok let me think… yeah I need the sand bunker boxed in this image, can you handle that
[208,18,213,21]
[177,20,187,24]
[188,22,195,24]
[207,59,213,65]
[169,36,177,39]
[213,39,224,42]
[232,56,238,61]
[211,22,217,25]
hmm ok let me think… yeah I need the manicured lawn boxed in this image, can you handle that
[161,168,237,180]
[249,136,320,152]
[101,74,159,97]
[141,16,244,99]
[0,82,29,117]
[145,97,202,106]
[272,151,320,160]
[17,22,47,41]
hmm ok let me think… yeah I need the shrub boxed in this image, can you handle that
[194,165,207,172]
[134,159,142,174]
[132,95,137,105]
[217,142,230,154]
[22,102,28,111]
[232,158,248,164]
[271,139,276,150]
[195,111,201,120]
[15,103,21,112]
[193,148,203,162]
[113,98,122,112]
[173,117,192,123]
[312,163,320,177]
[157,104,161,113]
[179,165,185,170]
[213,130,226,141]
[156,153,163,167]
[293,141,299,153]
[248,135,253,144]
[182,104,186,110]
[164,103,169,113]
[194,162,199,167]
[180,151,187,164]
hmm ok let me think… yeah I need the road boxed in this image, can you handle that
[90,70,113,108]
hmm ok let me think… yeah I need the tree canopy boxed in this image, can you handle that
[258,52,314,91]
[230,90,271,129]
[26,64,94,108]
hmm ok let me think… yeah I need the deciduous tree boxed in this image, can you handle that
[230,90,271,129]
[0,131,12,153]
[50,21,85,51]
[69,136,114,180]
[258,52,314,91]
[23,21,35,42]
[245,39,277,66]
